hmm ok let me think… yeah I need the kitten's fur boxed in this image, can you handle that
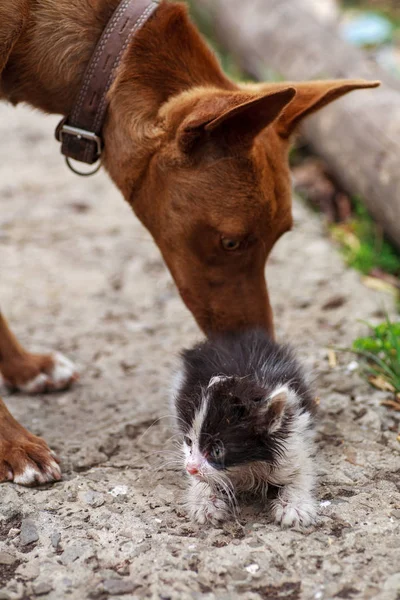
[172,329,317,527]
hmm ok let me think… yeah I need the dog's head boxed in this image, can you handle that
[103,6,379,334]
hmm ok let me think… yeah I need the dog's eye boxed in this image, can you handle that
[221,237,241,252]
[184,436,192,447]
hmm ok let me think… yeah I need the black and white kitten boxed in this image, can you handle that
[171,329,317,528]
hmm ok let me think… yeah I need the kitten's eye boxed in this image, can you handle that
[184,436,192,447]
[210,445,224,460]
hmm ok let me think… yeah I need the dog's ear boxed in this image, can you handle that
[178,87,296,153]
[275,79,380,137]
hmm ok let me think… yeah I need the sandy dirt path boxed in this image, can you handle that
[0,104,399,600]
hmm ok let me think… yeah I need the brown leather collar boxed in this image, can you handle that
[56,0,159,174]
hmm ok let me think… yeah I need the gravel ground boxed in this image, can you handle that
[0,104,399,600]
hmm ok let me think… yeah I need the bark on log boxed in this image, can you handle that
[195,0,400,249]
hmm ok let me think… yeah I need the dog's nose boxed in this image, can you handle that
[187,464,199,475]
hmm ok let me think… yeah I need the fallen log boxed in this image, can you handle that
[195,0,400,249]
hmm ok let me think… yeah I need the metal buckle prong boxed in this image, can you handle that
[59,124,102,158]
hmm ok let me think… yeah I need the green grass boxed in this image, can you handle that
[332,196,400,277]
[352,316,400,395]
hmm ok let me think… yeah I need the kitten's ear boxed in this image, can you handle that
[208,375,232,388]
[256,385,296,434]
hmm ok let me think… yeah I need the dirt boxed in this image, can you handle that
[0,104,399,600]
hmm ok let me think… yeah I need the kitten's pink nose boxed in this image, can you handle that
[187,464,199,475]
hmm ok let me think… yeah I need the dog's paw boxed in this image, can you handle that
[189,495,230,526]
[0,436,61,486]
[2,351,79,394]
[271,495,317,528]
[19,352,78,394]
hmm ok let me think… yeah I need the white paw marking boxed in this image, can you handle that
[271,497,317,528]
[13,459,61,486]
[19,373,49,394]
[19,352,78,393]
[13,466,43,485]
[51,352,77,387]
[190,496,229,526]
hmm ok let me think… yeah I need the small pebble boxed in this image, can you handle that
[320,500,332,508]
[0,552,16,566]
[7,528,20,539]
[20,519,39,546]
[109,486,128,497]
[78,491,105,508]
[33,582,53,596]
[60,545,83,565]
[245,563,260,574]
[51,532,62,549]
[103,579,137,595]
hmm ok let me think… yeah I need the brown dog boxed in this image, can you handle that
[0,0,378,485]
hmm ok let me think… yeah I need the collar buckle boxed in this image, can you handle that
[57,121,103,159]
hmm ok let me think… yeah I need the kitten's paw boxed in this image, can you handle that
[271,497,317,528]
[189,495,230,526]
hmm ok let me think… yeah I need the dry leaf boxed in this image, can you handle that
[368,375,395,393]
[381,401,400,412]
[344,446,358,466]
[327,349,337,368]
[369,269,400,291]
[362,276,398,297]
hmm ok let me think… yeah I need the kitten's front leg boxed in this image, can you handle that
[186,479,230,525]
[269,444,317,528]
[270,484,317,528]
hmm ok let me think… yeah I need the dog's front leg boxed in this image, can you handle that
[0,396,61,485]
[0,312,78,394]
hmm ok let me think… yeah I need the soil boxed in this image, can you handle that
[0,104,399,600]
